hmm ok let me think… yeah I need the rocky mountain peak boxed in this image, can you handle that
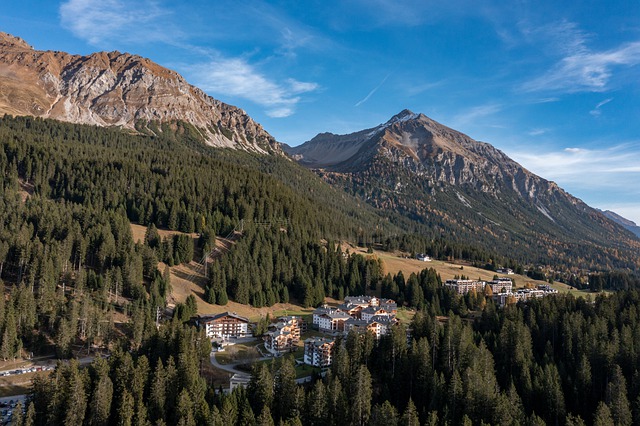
[287,109,640,266]
[287,109,568,202]
[387,108,419,123]
[0,32,32,50]
[0,32,280,154]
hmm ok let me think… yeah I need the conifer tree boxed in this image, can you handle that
[371,401,398,426]
[256,407,275,426]
[351,365,372,426]
[400,398,420,426]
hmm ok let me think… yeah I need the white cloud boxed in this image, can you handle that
[355,74,391,107]
[190,58,318,118]
[590,98,613,116]
[528,128,549,136]
[60,0,175,46]
[451,103,502,126]
[510,142,640,224]
[511,144,640,187]
[521,21,640,93]
[60,0,318,118]
[529,97,560,104]
[520,20,589,57]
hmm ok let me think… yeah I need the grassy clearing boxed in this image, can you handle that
[300,330,328,340]
[0,384,29,398]
[0,371,51,397]
[396,308,416,324]
[340,242,551,290]
[295,363,320,379]
[130,223,198,244]
[215,345,260,365]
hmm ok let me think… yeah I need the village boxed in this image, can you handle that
[196,276,560,391]
[196,295,400,390]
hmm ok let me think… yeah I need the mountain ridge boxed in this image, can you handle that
[0,32,280,153]
[286,110,640,269]
[600,210,640,238]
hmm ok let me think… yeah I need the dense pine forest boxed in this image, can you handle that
[21,287,640,425]
[1,115,640,425]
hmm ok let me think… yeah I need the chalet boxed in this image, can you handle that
[343,318,369,334]
[304,337,335,368]
[361,306,392,322]
[312,305,335,326]
[344,314,397,339]
[379,301,398,314]
[338,303,365,319]
[367,315,398,339]
[416,253,431,262]
[444,279,485,295]
[496,268,514,275]
[198,312,251,339]
[537,284,558,294]
[317,310,351,332]
[276,315,307,333]
[264,316,302,355]
[344,295,379,307]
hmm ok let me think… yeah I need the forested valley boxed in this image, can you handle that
[1,115,640,425]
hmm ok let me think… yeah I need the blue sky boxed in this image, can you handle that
[3,0,640,224]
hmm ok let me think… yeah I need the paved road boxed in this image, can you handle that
[209,351,315,384]
[209,352,272,374]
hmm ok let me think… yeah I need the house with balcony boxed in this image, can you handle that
[304,337,335,368]
[198,312,251,339]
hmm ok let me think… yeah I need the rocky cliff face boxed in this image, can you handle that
[0,32,279,153]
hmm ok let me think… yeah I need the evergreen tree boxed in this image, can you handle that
[593,401,614,426]
[400,398,420,426]
[248,362,274,415]
[371,401,398,426]
[606,365,632,426]
[350,365,372,426]
[256,407,275,426]
[274,357,297,422]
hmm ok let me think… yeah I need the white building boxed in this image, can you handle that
[198,312,250,339]
[304,337,335,368]
[444,279,486,295]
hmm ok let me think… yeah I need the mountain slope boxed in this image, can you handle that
[601,210,640,238]
[286,110,640,270]
[0,32,279,153]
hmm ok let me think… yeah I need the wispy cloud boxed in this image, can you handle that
[59,0,177,46]
[355,74,391,107]
[511,142,640,224]
[590,98,613,116]
[511,144,640,187]
[404,79,447,96]
[528,128,549,136]
[521,21,640,93]
[451,103,502,126]
[190,58,318,118]
[59,0,318,118]
[528,97,560,104]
